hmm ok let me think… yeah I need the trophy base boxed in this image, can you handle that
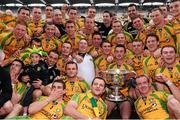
[106,94,127,102]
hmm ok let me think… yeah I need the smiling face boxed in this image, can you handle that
[170,1,180,17]
[161,46,176,65]
[10,61,23,75]
[61,42,72,56]
[91,78,106,97]
[159,6,168,18]
[78,39,88,53]
[132,17,144,31]
[45,24,55,38]
[136,76,151,96]
[128,5,138,19]
[151,10,164,25]
[115,33,126,45]
[146,36,159,52]
[18,9,30,22]
[14,24,27,40]
[47,51,59,67]
[102,42,111,55]
[66,63,78,78]
[103,12,112,24]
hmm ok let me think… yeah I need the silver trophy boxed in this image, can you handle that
[103,69,136,101]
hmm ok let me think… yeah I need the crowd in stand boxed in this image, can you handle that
[0,0,179,119]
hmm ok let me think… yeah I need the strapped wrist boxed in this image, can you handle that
[166,81,173,86]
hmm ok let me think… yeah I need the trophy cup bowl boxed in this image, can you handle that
[103,69,136,101]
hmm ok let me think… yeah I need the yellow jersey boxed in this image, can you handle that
[70,91,107,119]
[155,61,180,89]
[135,91,169,119]
[0,13,16,29]
[143,56,160,81]
[0,22,7,33]
[131,54,146,76]
[135,30,147,44]
[111,46,134,61]
[88,46,103,58]
[171,18,180,57]
[94,54,110,71]
[107,31,133,46]
[14,82,27,96]
[107,61,133,71]
[28,20,45,37]
[83,32,93,46]
[30,96,65,120]
[60,33,85,51]
[76,17,85,30]
[39,34,61,53]
[154,23,176,47]
[66,18,84,30]
[64,77,90,102]
[56,56,69,75]
[0,32,29,59]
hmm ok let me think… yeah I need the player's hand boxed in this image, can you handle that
[153,48,161,58]
[34,27,43,37]
[158,57,165,67]
[48,89,64,101]
[32,79,42,88]
[75,55,83,63]
[107,55,113,63]
[155,73,169,83]
[67,55,73,62]
[91,51,98,58]
[55,26,61,38]
[143,49,150,57]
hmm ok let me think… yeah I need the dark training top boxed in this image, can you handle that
[0,67,12,107]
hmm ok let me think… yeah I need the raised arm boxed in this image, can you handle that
[28,89,61,114]
[156,73,180,101]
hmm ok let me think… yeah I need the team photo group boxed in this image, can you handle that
[0,0,180,119]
